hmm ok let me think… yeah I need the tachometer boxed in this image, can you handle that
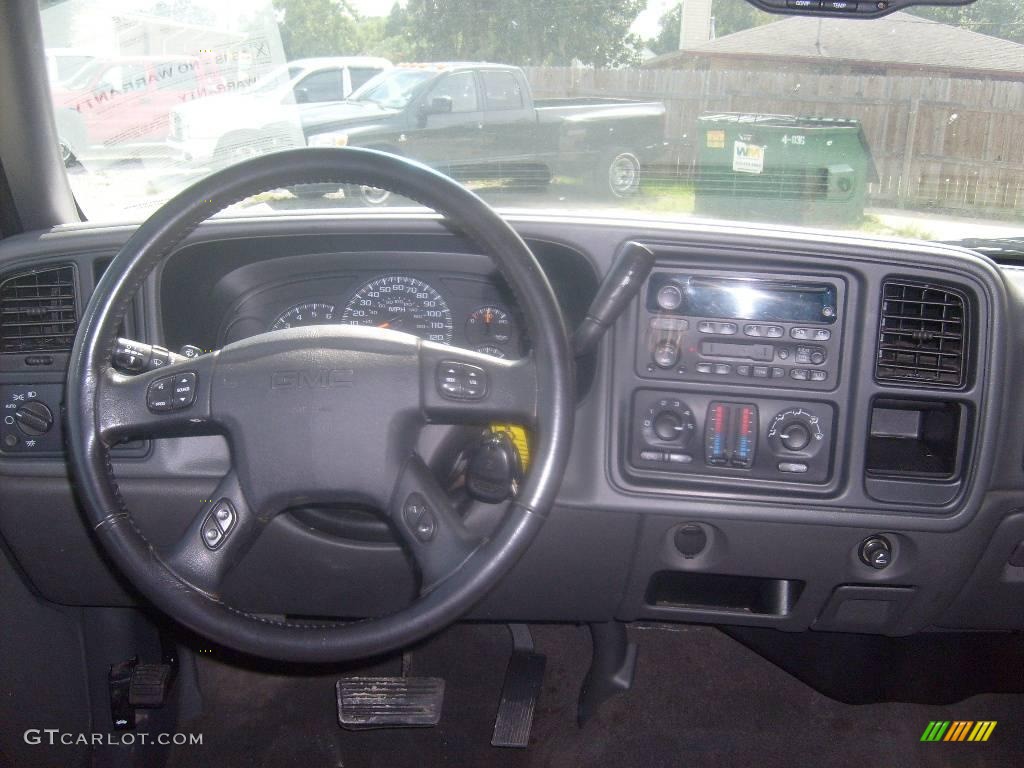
[271,302,337,330]
[341,276,453,344]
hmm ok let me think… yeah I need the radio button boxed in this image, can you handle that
[791,368,810,381]
[668,452,693,464]
[752,366,769,378]
[640,450,666,462]
[698,321,714,333]
[719,322,738,335]
[743,324,762,337]
[696,363,713,374]
[813,328,831,341]
[736,364,751,377]
[713,364,731,375]
[771,367,786,378]
[810,369,828,382]
[765,326,784,338]
[790,327,810,340]
[776,347,791,361]
[650,317,689,332]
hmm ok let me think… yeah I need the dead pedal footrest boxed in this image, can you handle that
[337,677,445,729]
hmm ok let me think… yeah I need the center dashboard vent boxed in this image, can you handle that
[0,264,78,354]
[875,280,969,388]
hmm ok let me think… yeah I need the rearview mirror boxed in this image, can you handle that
[744,0,976,18]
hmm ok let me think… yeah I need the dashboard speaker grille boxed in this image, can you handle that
[0,265,78,353]
[876,280,968,387]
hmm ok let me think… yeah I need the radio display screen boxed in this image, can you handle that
[650,276,838,324]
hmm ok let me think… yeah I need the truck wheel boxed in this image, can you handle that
[599,150,642,198]
[358,185,391,206]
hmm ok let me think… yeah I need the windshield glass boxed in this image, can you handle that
[350,69,434,108]
[247,64,304,95]
[38,0,1024,240]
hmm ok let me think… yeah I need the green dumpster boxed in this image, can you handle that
[694,113,878,226]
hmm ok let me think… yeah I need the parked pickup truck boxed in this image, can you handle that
[300,63,666,201]
[167,57,392,167]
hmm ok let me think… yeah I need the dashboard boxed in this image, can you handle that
[1,213,1023,640]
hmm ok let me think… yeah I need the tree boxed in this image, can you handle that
[647,1,776,56]
[382,0,646,67]
[272,0,363,59]
[909,0,1024,45]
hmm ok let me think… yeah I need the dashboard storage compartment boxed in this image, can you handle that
[645,571,804,617]
[866,399,965,479]
[813,585,917,634]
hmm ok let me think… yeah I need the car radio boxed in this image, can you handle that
[635,272,844,390]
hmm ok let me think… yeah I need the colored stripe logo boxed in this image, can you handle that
[921,721,996,742]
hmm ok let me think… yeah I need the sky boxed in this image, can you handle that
[343,0,680,39]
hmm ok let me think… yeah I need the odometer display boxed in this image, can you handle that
[341,276,453,344]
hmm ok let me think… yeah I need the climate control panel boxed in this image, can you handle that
[629,390,834,483]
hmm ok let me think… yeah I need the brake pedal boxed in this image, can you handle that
[492,624,546,748]
[337,677,445,729]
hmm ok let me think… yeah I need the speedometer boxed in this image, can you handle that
[341,276,453,344]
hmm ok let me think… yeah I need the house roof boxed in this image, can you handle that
[644,12,1024,76]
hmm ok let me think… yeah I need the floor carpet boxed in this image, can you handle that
[167,622,1024,767]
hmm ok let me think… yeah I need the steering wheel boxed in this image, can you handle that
[66,148,574,662]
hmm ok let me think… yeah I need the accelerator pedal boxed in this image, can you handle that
[337,676,445,729]
[491,624,546,748]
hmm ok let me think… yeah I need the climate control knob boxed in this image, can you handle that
[779,422,811,452]
[642,399,696,449]
[767,408,823,455]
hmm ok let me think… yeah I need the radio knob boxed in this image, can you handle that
[656,284,683,311]
[810,350,826,365]
[653,341,679,369]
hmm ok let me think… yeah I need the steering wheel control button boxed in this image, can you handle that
[146,372,197,412]
[860,535,893,569]
[172,373,197,408]
[179,344,204,359]
[146,378,173,411]
[201,500,237,550]
[436,361,487,401]
[402,493,436,542]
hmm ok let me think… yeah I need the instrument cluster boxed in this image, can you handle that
[224,271,523,359]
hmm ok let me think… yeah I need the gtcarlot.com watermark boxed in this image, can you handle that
[24,729,202,747]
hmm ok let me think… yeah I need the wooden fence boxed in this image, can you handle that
[523,66,1024,217]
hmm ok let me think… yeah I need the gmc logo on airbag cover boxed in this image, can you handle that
[271,369,355,389]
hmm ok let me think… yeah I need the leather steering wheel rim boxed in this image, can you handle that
[66,148,575,662]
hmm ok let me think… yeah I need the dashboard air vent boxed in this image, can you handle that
[876,280,968,387]
[0,265,78,353]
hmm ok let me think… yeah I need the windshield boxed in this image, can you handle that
[247,64,305,95]
[38,0,1024,241]
[350,69,434,109]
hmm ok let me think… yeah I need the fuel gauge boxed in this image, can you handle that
[466,306,512,346]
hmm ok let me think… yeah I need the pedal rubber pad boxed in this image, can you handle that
[492,651,546,748]
[337,677,445,729]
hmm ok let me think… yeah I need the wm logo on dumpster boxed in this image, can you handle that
[920,721,996,742]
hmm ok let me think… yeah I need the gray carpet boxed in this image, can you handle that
[168,623,1024,767]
